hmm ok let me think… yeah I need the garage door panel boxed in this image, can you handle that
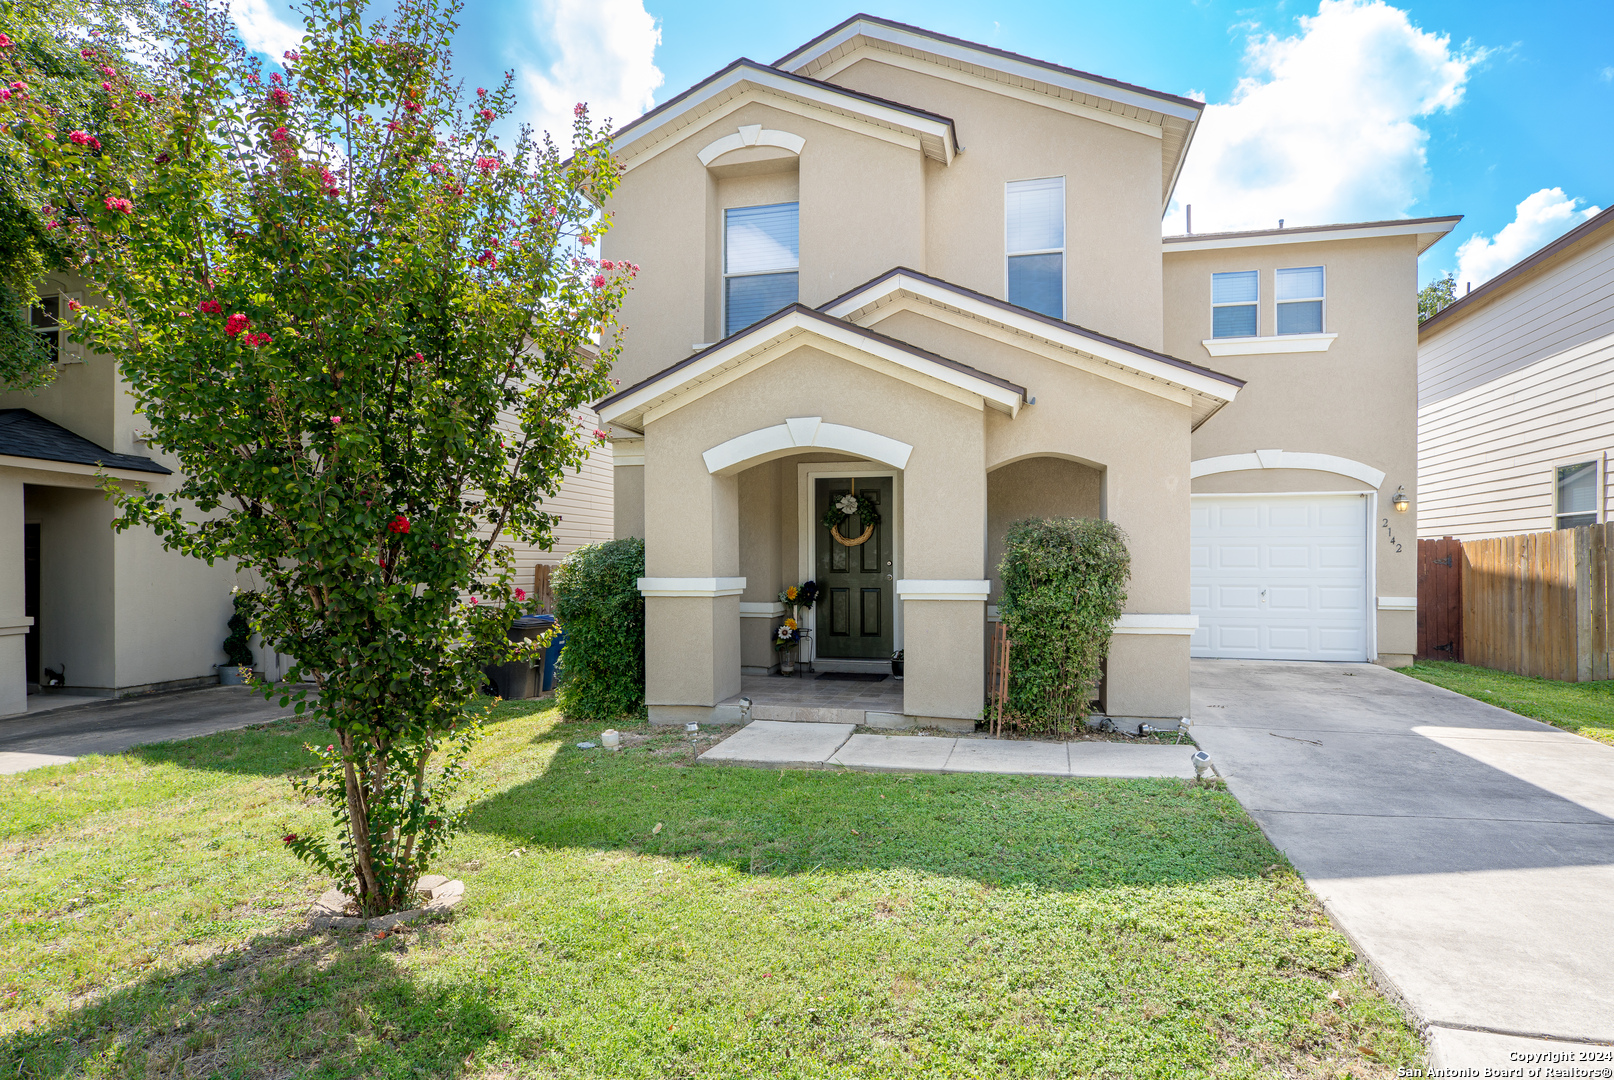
[1191,494,1369,662]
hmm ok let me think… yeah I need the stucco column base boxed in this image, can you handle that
[901,599,985,720]
[644,595,742,711]
[1104,633,1191,719]
[1377,654,1414,670]
[648,703,749,727]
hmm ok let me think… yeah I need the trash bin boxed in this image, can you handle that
[485,615,559,699]
[539,620,565,693]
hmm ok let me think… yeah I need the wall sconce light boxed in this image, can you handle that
[1392,486,1410,513]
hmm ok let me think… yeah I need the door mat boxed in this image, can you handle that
[816,672,888,682]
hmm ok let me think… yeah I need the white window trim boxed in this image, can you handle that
[1276,265,1326,337]
[1552,455,1605,529]
[1004,176,1065,319]
[1210,270,1259,340]
[722,201,799,339]
[31,290,85,365]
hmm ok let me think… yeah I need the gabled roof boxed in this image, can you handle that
[773,14,1203,207]
[596,302,1025,432]
[1163,215,1462,256]
[0,409,170,475]
[817,267,1241,428]
[1419,204,1614,336]
[609,58,959,172]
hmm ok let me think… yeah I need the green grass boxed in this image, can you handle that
[1,701,1423,1078]
[1401,660,1614,746]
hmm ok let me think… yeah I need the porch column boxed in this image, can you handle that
[640,424,743,725]
[0,474,29,718]
[898,426,988,721]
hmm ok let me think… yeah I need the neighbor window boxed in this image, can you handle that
[724,202,799,337]
[1555,460,1599,529]
[30,294,60,364]
[1276,265,1325,335]
[1005,176,1064,318]
[1211,271,1258,338]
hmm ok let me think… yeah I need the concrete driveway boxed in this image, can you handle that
[0,685,297,774]
[1192,660,1614,1067]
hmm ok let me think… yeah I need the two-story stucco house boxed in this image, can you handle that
[1418,205,1614,541]
[596,15,1456,728]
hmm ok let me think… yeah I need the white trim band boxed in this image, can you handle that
[698,124,806,166]
[740,602,787,618]
[896,579,991,601]
[1112,614,1200,635]
[0,618,34,637]
[1377,596,1417,611]
[638,577,747,598]
[1201,333,1336,357]
[1191,449,1386,489]
[704,416,914,474]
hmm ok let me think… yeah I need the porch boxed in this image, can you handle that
[716,671,979,730]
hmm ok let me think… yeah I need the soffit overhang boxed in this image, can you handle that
[595,304,1024,434]
[1163,215,1463,257]
[774,16,1202,208]
[610,59,958,174]
[818,268,1241,429]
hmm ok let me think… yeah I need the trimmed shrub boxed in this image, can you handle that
[552,537,646,720]
[997,517,1130,735]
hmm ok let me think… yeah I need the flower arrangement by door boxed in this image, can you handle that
[775,581,818,675]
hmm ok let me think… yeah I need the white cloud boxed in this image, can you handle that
[231,0,302,58]
[518,0,663,146]
[1450,188,1601,290]
[1166,0,1485,234]
[1601,65,1614,83]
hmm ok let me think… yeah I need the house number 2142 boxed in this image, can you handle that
[1380,517,1403,554]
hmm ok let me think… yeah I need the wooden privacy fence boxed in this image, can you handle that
[1434,523,1613,682]
[1417,536,1464,662]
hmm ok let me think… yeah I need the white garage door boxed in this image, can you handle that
[1190,495,1371,661]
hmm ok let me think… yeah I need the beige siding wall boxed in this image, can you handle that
[1418,332,1614,540]
[1420,227,1614,407]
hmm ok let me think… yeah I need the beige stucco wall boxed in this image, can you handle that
[1164,234,1421,663]
[825,58,1166,350]
[0,475,25,716]
[985,456,1103,597]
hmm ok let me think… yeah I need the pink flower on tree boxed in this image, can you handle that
[478,108,494,121]
[475,156,498,173]
[478,250,498,268]
[270,126,289,142]
[388,513,410,534]
[573,102,585,118]
[427,162,444,175]
[136,91,154,103]
[242,331,272,347]
[283,50,299,62]
[269,87,290,107]
[103,195,132,213]
[0,34,11,48]
[224,313,250,336]
[403,99,421,114]
[514,588,526,601]
[100,82,112,92]
[469,597,479,606]
[67,299,81,312]
[591,274,606,289]
[330,415,342,425]
[68,130,102,150]
[198,299,221,314]
[99,65,115,77]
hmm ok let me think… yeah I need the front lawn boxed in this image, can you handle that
[1401,661,1614,746]
[1,700,1422,1078]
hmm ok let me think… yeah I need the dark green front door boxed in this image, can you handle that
[814,476,893,660]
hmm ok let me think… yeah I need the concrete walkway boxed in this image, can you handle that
[697,720,1197,778]
[1191,660,1614,1068]
[0,685,296,774]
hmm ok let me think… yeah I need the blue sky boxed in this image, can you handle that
[234,0,1613,288]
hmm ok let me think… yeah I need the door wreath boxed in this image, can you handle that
[820,485,881,547]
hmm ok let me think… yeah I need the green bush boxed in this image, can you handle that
[552,537,646,720]
[997,517,1130,735]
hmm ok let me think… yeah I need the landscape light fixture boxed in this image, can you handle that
[1191,750,1218,779]
[1392,486,1410,513]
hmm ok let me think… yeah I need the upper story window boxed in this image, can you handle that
[30,294,61,364]
[1211,271,1258,338]
[1555,460,1600,529]
[724,202,798,337]
[1276,266,1325,335]
[1005,177,1064,318]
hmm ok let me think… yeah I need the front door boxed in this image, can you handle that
[814,476,894,660]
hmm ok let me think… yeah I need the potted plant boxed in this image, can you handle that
[774,619,802,675]
[892,649,904,679]
[777,581,818,673]
[219,593,256,685]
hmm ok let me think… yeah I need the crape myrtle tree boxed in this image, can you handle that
[50,0,635,914]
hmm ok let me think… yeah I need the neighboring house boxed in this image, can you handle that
[0,273,612,719]
[1418,206,1614,540]
[597,14,1450,727]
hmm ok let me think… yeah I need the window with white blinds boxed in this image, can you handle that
[1276,265,1325,335]
[1006,177,1064,318]
[1211,271,1258,338]
[1556,461,1600,529]
[725,202,799,337]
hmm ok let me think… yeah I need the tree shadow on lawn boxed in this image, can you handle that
[2,922,522,1080]
[462,724,1283,894]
